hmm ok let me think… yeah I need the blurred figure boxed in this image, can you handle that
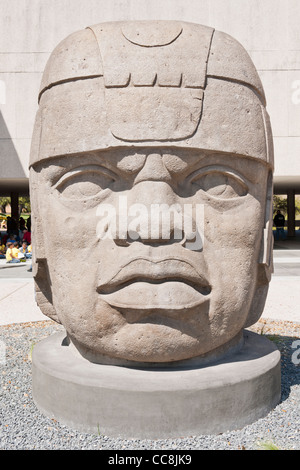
[6,242,20,263]
[273,210,286,240]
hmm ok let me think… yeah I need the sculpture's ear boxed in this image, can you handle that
[30,168,61,324]
[34,258,60,323]
[244,171,273,328]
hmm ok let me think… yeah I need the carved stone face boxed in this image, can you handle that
[30,21,273,364]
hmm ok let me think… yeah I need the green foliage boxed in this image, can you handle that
[0,196,10,213]
[256,440,280,450]
[273,195,300,217]
[0,196,31,214]
[273,195,287,215]
[19,196,31,213]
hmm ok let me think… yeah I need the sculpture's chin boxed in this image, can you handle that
[66,324,244,367]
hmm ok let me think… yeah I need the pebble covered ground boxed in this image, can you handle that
[0,318,299,450]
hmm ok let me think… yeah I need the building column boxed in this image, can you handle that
[287,189,295,238]
[10,191,19,225]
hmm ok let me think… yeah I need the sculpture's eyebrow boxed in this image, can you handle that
[185,153,269,185]
[38,150,267,186]
[52,164,117,188]
[188,164,249,185]
[41,152,120,181]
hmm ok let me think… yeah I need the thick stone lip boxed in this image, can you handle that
[97,257,211,313]
[98,280,211,313]
[97,257,210,292]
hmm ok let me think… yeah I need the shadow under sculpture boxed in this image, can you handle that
[30,20,281,438]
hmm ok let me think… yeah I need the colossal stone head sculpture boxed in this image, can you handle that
[29,21,273,365]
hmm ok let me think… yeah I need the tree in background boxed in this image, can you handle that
[0,196,10,213]
[273,195,300,218]
[0,196,31,214]
[18,196,31,213]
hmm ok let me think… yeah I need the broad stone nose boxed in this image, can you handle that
[133,153,172,186]
[127,180,183,244]
[112,175,184,245]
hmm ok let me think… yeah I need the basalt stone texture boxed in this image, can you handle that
[30,20,279,437]
[30,20,274,365]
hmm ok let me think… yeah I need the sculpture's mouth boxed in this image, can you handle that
[97,258,211,312]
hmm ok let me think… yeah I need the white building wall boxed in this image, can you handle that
[0,0,299,192]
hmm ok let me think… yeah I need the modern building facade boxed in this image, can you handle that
[0,0,299,235]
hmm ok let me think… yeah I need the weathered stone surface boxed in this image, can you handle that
[32,330,281,438]
[30,20,274,365]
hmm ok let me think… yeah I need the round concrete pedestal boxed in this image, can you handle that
[32,330,281,439]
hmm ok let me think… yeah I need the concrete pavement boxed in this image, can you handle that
[261,239,300,323]
[0,259,47,325]
[0,240,299,326]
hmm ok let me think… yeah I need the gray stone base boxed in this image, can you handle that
[32,330,281,439]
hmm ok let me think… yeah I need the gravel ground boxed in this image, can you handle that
[0,318,299,451]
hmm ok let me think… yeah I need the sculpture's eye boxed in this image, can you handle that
[54,166,116,200]
[191,170,248,199]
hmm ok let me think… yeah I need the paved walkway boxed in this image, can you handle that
[0,238,299,326]
[0,259,46,325]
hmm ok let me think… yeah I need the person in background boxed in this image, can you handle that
[1,232,8,245]
[0,242,6,259]
[22,228,31,244]
[19,217,26,231]
[19,217,26,239]
[7,233,17,244]
[27,243,33,271]
[273,210,286,241]
[26,216,31,232]
[19,241,32,259]
[6,242,20,263]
